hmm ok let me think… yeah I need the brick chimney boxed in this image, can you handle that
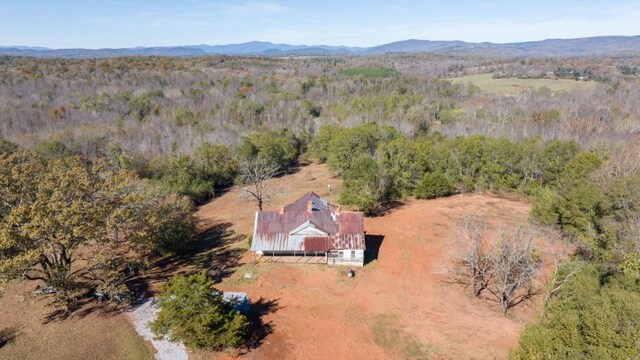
[307,200,313,212]
[279,205,285,214]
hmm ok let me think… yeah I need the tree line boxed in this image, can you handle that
[307,122,640,357]
[2,55,638,168]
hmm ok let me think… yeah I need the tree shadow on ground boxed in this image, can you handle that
[365,234,385,265]
[41,291,100,324]
[245,297,280,351]
[0,326,19,349]
[281,161,311,177]
[128,220,246,297]
[219,161,311,197]
[370,200,405,217]
[43,220,247,322]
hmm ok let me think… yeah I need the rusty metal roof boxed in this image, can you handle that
[251,191,365,252]
[283,191,331,212]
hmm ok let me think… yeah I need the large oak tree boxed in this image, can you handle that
[0,152,195,305]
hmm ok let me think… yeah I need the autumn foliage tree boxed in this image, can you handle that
[0,152,195,306]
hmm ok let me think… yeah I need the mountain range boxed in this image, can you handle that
[2,36,640,58]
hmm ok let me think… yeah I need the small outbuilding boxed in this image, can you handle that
[251,191,366,266]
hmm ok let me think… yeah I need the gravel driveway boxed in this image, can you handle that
[127,299,189,360]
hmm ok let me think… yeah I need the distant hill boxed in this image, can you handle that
[364,36,640,56]
[0,46,207,58]
[504,35,640,56]
[2,36,640,58]
[364,39,473,54]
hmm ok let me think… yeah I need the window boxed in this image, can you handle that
[351,250,356,258]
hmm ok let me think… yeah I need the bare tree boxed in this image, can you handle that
[238,157,279,211]
[541,260,584,316]
[447,218,545,315]
[591,146,640,188]
[488,225,541,315]
[450,215,492,297]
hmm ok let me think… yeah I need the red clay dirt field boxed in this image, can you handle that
[196,162,561,360]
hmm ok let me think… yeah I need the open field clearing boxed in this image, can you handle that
[196,162,559,360]
[449,73,599,95]
[0,162,564,360]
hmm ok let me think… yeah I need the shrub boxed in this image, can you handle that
[193,142,237,188]
[511,265,640,359]
[339,156,382,215]
[141,192,196,255]
[326,123,397,174]
[415,171,455,199]
[237,130,299,169]
[151,272,249,350]
[159,155,213,204]
[308,125,340,162]
[34,139,72,160]
[530,187,560,226]
[556,180,605,244]
[0,138,17,155]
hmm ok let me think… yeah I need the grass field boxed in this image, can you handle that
[341,67,399,78]
[449,73,599,95]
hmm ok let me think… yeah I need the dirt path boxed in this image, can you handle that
[195,162,550,359]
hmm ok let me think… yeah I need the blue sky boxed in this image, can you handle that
[4,0,640,48]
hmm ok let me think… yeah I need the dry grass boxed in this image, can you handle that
[0,280,153,360]
[449,73,599,95]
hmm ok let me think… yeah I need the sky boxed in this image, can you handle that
[3,0,640,48]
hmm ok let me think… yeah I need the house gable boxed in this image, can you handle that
[289,220,329,237]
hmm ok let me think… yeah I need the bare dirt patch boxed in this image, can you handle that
[0,162,550,360]
[195,162,554,359]
[198,162,342,237]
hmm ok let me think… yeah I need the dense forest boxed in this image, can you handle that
[1,54,640,356]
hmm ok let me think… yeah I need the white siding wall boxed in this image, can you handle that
[327,249,364,267]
